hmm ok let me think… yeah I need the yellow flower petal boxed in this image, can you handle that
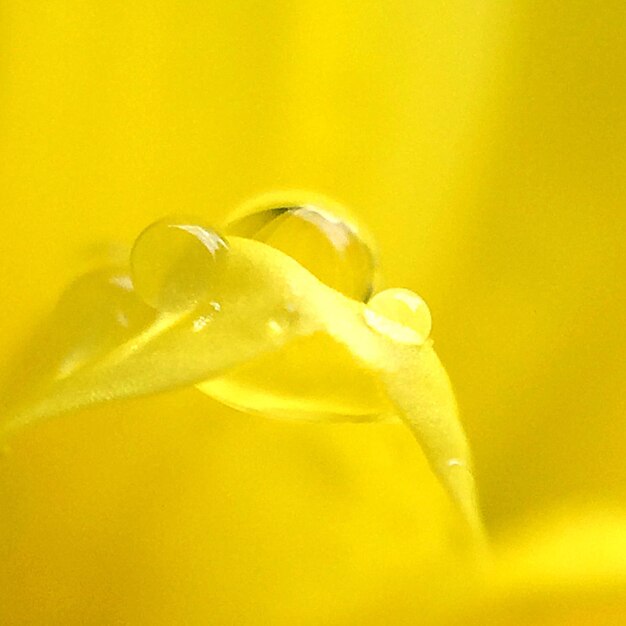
[448,509,626,625]
[3,216,484,542]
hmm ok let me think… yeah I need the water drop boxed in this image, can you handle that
[226,198,377,301]
[266,318,284,336]
[192,315,212,333]
[447,458,465,468]
[199,332,389,422]
[365,288,432,345]
[131,218,229,312]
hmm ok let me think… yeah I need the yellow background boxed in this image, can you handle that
[1,1,625,624]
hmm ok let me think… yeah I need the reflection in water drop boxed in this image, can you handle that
[131,218,229,312]
[365,288,432,346]
[226,202,377,302]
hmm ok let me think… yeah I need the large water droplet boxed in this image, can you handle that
[226,198,377,301]
[365,288,432,345]
[131,218,229,312]
[198,332,390,422]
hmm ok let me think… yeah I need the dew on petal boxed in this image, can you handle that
[364,288,432,346]
[226,199,377,301]
[131,218,229,312]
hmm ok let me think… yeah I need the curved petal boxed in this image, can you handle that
[2,235,483,540]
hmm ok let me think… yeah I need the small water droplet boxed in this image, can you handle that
[192,315,212,333]
[364,288,432,345]
[266,319,284,335]
[226,198,377,301]
[264,303,301,338]
[191,302,222,333]
[131,218,229,312]
[447,458,465,468]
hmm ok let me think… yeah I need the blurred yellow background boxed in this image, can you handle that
[1,1,625,624]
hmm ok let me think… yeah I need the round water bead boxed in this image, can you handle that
[226,201,377,302]
[365,288,432,345]
[131,218,229,312]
